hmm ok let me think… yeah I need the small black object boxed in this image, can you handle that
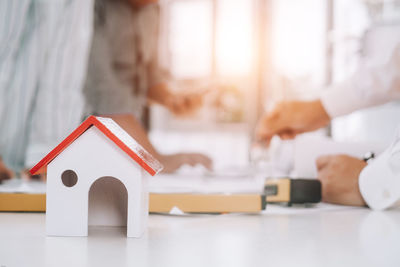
[289,179,321,204]
[264,184,278,196]
[261,194,267,210]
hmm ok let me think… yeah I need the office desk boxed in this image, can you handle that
[0,205,399,267]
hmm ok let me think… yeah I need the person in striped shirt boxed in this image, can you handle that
[0,0,93,181]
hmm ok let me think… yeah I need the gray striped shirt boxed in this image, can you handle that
[0,0,93,172]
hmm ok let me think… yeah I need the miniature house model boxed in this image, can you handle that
[30,116,163,238]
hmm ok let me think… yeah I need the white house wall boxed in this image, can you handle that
[46,126,149,237]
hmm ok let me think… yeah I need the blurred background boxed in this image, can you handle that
[2,0,399,176]
[149,0,400,170]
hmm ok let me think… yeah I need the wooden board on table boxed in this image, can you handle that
[0,193,266,213]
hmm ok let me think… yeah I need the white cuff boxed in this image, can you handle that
[359,141,400,210]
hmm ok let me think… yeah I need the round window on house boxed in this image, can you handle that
[61,170,78,187]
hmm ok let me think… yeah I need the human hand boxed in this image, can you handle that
[0,157,14,183]
[256,100,330,145]
[160,153,213,174]
[164,92,203,117]
[148,83,204,117]
[128,0,158,9]
[316,154,367,206]
[21,169,46,181]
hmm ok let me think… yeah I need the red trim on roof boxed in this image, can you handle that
[29,116,160,176]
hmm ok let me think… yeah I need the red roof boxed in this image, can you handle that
[29,116,163,176]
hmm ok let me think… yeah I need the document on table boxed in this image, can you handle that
[149,174,265,195]
[0,178,46,194]
[0,168,266,195]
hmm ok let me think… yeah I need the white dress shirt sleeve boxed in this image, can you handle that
[320,44,400,118]
[319,44,400,210]
[359,128,400,210]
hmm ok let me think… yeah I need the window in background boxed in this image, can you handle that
[164,0,255,79]
[261,0,327,108]
[216,0,254,77]
[271,0,326,83]
[167,0,213,79]
[155,0,259,131]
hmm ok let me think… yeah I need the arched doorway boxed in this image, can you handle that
[88,177,128,233]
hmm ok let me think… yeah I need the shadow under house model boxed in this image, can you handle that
[29,116,163,238]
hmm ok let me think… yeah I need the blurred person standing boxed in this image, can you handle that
[84,0,212,173]
[0,0,93,181]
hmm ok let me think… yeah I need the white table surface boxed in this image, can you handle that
[1,204,400,267]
